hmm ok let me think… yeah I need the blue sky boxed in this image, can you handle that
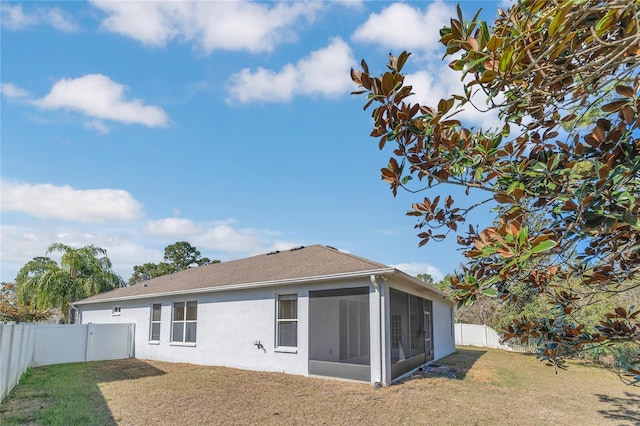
[1,0,506,284]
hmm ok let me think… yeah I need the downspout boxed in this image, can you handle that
[370,275,383,387]
[70,303,80,324]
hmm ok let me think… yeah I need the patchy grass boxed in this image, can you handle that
[2,347,639,425]
[0,359,164,425]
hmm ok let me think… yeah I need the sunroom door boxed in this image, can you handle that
[424,300,434,361]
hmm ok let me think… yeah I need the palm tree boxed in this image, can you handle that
[16,243,124,323]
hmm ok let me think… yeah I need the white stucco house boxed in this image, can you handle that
[75,245,455,385]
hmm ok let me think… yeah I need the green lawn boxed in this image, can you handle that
[1,363,115,425]
[2,347,639,425]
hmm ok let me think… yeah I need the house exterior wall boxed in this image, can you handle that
[79,275,454,384]
[80,278,376,378]
[431,294,456,361]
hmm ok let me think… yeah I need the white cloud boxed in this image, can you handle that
[0,180,144,223]
[0,219,302,283]
[392,262,445,282]
[32,74,169,128]
[84,119,110,135]
[1,83,30,100]
[1,4,79,32]
[1,4,37,30]
[195,225,300,255]
[143,218,203,237]
[91,1,320,53]
[196,225,263,252]
[334,1,365,10]
[352,1,453,52]
[0,224,162,282]
[142,217,300,255]
[226,37,355,104]
[44,8,81,32]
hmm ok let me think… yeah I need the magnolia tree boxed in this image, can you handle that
[352,0,639,382]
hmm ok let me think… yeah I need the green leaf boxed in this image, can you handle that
[480,21,490,45]
[530,240,558,254]
[499,47,513,72]
[548,3,570,37]
[462,56,488,77]
[482,287,498,297]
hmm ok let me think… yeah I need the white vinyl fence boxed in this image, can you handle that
[0,322,35,403]
[455,323,519,350]
[1,322,134,403]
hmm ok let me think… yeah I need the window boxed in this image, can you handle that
[150,304,161,341]
[276,294,297,347]
[112,306,121,316]
[172,301,197,343]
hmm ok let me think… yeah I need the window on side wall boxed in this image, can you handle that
[276,294,298,348]
[172,301,197,344]
[150,304,161,342]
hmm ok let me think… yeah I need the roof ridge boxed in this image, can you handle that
[314,244,389,269]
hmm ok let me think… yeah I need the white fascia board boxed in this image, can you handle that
[75,268,396,305]
[389,268,452,301]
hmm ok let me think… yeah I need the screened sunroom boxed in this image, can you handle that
[389,288,434,380]
[307,285,436,383]
[308,287,371,382]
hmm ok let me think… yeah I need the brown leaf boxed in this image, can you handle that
[592,126,605,143]
[350,68,362,85]
[494,193,515,204]
[621,106,635,125]
[615,85,635,98]
[602,99,629,113]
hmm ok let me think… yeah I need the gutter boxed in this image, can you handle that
[75,268,396,305]
[388,268,451,300]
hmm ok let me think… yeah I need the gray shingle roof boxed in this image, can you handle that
[76,245,393,304]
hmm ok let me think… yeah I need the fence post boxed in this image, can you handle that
[85,323,93,362]
[128,323,135,358]
[483,325,488,347]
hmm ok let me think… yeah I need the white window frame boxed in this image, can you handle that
[149,303,162,344]
[112,306,121,316]
[275,293,298,352]
[170,301,197,346]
